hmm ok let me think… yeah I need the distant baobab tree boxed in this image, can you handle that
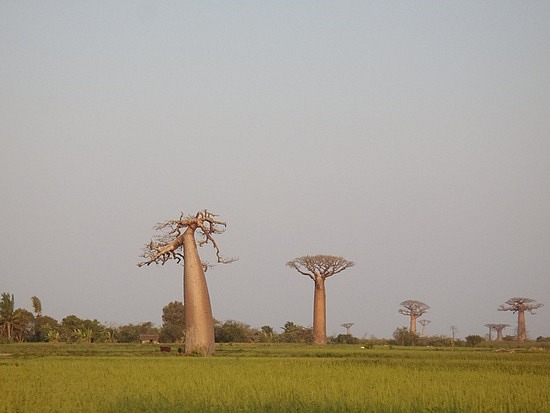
[484,324,496,341]
[138,210,235,356]
[498,297,543,343]
[484,323,510,342]
[492,324,509,342]
[418,319,431,337]
[341,323,354,336]
[398,300,429,335]
[450,325,458,347]
[287,255,354,345]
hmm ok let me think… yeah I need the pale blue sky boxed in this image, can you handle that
[1,1,549,339]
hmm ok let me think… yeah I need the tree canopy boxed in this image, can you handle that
[286,255,355,281]
[498,297,543,313]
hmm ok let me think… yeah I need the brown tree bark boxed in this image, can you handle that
[495,325,507,342]
[517,309,526,343]
[409,314,418,335]
[313,276,327,345]
[182,225,215,356]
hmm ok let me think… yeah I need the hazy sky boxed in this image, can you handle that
[2,1,549,339]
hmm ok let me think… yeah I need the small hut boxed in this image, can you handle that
[139,334,160,344]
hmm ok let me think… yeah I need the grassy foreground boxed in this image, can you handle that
[0,343,549,412]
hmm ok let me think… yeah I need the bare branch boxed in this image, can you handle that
[286,260,316,281]
[137,210,236,267]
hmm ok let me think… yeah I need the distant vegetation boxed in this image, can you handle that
[1,292,549,349]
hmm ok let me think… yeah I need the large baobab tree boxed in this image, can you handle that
[287,255,354,345]
[399,300,429,335]
[498,297,543,343]
[138,210,234,356]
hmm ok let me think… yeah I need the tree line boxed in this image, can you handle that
[2,293,548,347]
[0,294,312,345]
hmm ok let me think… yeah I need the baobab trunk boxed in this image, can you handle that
[313,277,327,345]
[409,315,418,335]
[183,226,215,356]
[517,309,526,343]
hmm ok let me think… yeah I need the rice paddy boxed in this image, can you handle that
[0,343,548,412]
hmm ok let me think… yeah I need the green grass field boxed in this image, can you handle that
[1,343,548,412]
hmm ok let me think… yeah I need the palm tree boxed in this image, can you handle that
[31,296,42,317]
[0,293,16,341]
[31,296,42,341]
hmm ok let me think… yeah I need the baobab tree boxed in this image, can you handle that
[287,255,354,345]
[398,300,429,335]
[492,323,509,342]
[450,325,458,347]
[484,323,509,342]
[341,323,354,336]
[418,319,431,337]
[484,323,496,341]
[138,210,234,356]
[498,297,543,343]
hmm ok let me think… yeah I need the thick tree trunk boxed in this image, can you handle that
[312,277,327,345]
[496,328,504,342]
[410,315,417,335]
[183,226,215,356]
[517,310,526,343]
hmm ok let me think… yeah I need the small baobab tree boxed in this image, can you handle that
[138,210,235,356]
[398,300,429,335]
[418,319,431,337]
[450,325,458,347]
[498,297,543,343]
[484,323,496,341]
[492,324,509,342]
[287,255,354,345]
[341,323,354,336]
